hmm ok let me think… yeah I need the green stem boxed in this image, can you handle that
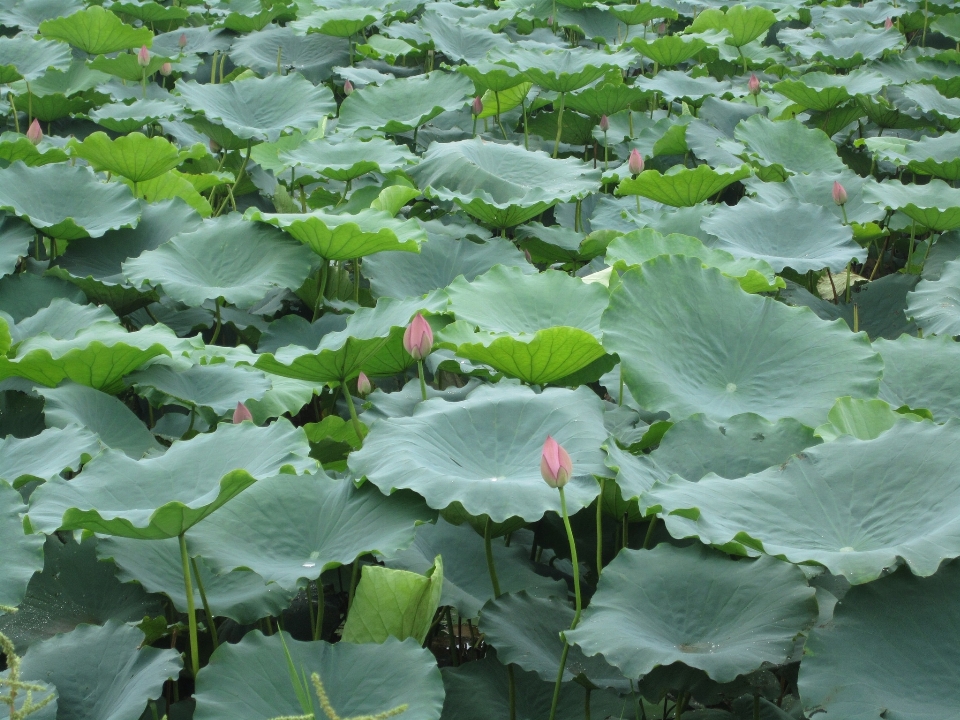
[179,534,200,678]
[348,557,360,609]
[417,360,428,401]
[559,487,582,626]
[313,580,325,641]
[585,688,591,720]
[495,92,508,140]
[483,517,502,597]
[190,557,219,649]
[343,382,365,440]
[548,643,571,720]
[215,141,252,217]
[210,297,223,344]
[552,91,566,159]
[844,263,852,303]
[602,130,608,172]
[521,97,529,150]
[840,204,848,226]
[353,258,360,304]
[643,516,657,548]
[753,694,760,720]
[596,477,605,576]
[312,260,329,322]
[907,222,917,271]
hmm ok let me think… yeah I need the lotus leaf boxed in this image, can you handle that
[0,480,44,613]
[616,164,752,207]
[0,0,83,32]
[0,132,70,168]
[129,363,271,414]
[745,170,885,226]
[774,71,885,112]
[279,135,415,183]
[229,25,349,82]
[38,5,153,54]
[814,396,915,442]
[290,6,378,36]
[630,36,707,66]
[608,3,677,25]
[420,12,512,63]
[564,82,649,118]
[875,335,960,420]
[778,23,903,68]
[0,425,100,489]
[734,116,844,177]
[863,178,960,231]
[68,132,206,184]
[88,98,184,133]
[0,214,34,278]
[497,46,634,93]
[861,132,960,182]
[0,37,72,83]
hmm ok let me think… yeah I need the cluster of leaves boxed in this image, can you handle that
[2,0,960,719]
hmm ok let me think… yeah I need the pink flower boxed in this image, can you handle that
[137,45,150,68]
[599,114,610,132]
[472,96,484,116]
[343,79,354,95]
[233,402,253,423]
[832,180,848,206]
[159,62,172,76]
[884,17,893,30]
[547,16,553,26]
[356,371,372,396]
[209,139,221,153]
[540,436,573,489]
[748,74,760,95]
[657,22,667,35]
[628,148,644,175]
[403,313,434,361]
[178,33,188,49]
[26,119,42,145]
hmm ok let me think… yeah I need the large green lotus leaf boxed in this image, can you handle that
[634,70,731,104]
[19,621,181,720]
[68,132,205,184]
[384,518,566,618]
[37,383,162,459]
[88,52,177,84]
[905,258,960,335]
[744,169,885,226]
[176,74,336,143]
[564,81,649,118]
[364,228,532,299]
[97,535,293,625]
[193,632,444,720]
[188,474,435,590]
[108,0,191,22]
[863,178,960,231]
[0,322,179,392]
[814,396,914,443]
[777,24,903,68]
[0,480,44,613]
[861,132,960,182]
[0,162,140,240]
[337,71,473,134]
[229,25,349,82]
[244,207,425,260]
[122,214,316,309]
[496,46,634,93]
[644,419,960,583]
[773,70,884,112]
[410,138,601,228]
[129,363,271,414]
[28,419,315,539]
[875,335,960,420]
[290,6,378,36]
[88,98,183,134]
[608,3,678,25]
[0,273,86,322]
[714,4,776,47]
[0,535,160,652]
[38,5,153,54]
[480,591,627,689]
[798,562,960,720]
[616,164,752,207]
[702,198,861,273]
[0,213,34,278]
[341,556,443,644]
[0,36,72,83]
[278,135,416,182]
[566,545,816,683]
[349,384,608,524]
[0,132,70,168]
[630,36,707,66]
[456,61,528,94]
[0,0,83,33]
[602,257,882,425]
[0,425,100,489]
[10,298,116,344]
[605,228,782,293]
[420,11,513,64]
[734,116,844,177]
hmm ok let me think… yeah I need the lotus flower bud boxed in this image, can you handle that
[26,119,42,145]
[137,45,150,67]
[657,22,667,35]
[748,74,760,95]
[159,62,172,76]
[832,180,848,206]
[343,79,354,95]
[178,32,188,49]
[233,402,253,423]
[209,139,221,153]
[356,371,372,396]
[403,313,434,361]
[472,96,484,116]
[628,148,644,175]
[884,17,893,29]
[599,114,610,132]
[547,15,553,25]
[540,436,572,489]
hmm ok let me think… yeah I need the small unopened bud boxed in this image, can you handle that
[884,17,893,29]
[657,22,667,35]
[209,139,221,153]
[472,96,484,116]
[628,148,644,175]
[159,62,172,77]
[748,74,760,95]
[540,436,572,489]
[178,33,188,49]
[343,79,354,95]
[137,45,150,68]
[403,313,434,361]
[599,114,609,132]
[233,402,253,423]
[832,180,848,206]
[356,371,372,396]
[547,16,553,26]
[26,118,42,145]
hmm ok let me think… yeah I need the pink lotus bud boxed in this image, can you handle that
[209,139,221,153]
[832,180,848,206]
[547,16,553,25]
[137,45,150,68]
[356,371,372,396]
[178,33,188,49]
[628,148,644,175]
[599,114,610,132]
[472,96,484,116]
[540,436,572,489]
[233,402,253,423]
[523,248,532,263]
[26,118,42,145]
[403,313,434,361]
[657,22,667,35]
[343,79,354,95]
[748,74,760,95]
[159,62,172,76]
[884,17,893,29]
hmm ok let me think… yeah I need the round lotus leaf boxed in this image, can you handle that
[176,74,336,144]
[229,25,349,82]
[702,198,861,273]
[88,98,183,134]
[0,535,160,652]
[129,363,271,415]
[0,480,44,613]
[644,419,960,583]
[122,214,316,309]
[28,419,315,539]
[193,632,444,720]
[635,70,731,105]
[861,132,960,182]
[905,258,960,335]
[38,5,153,54]
[244,207,425,260]
[10,298,116,344]
[875,335,960,420]
[0,0,83,33]
[337,71,473,134]
[497,46,634,93]
[349,384,608,524]
[734,116,844,178]
[631,36,707,66]
[0,162,140,240]
[278,135,416,182]
[744,169,885,226]
[564,82,650,118]
[19,620,181,720]
[777,24,903,68]
[188,473,435,590]
[0,213,34,279]
[456,61,528,93]
[0,425,100,489]
[566,544,817,683]
[616,164,752,207]
[798,562,960,720]
[773,70,885,112]
[67,132,205,184]
[602,257,882,425]
[0,36,72,83]
[97,535,293,625]
[863,178,960,231]
[290,6,378,36]
[419,11,512,64]
[0,131,70,168]
[410,138,601,228]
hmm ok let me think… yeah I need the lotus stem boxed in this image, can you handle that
[553,91,566,158]
[643,515,657,548]
[596,477,604,576]
[548,486,582,720]
[191,557,219,649]
[215,141,253,216]
[179,533,201,678]
[211,297,223,343]
[353,258,360,303]
[314,580,325,640]
[9,95,18,134]
[25,81,32,126]
[495,92,507,140]
[483,516,502,597]
[585,688,591,720]
[210,51,218,83]
[342,382,365,441]
[602,130,608,172]
[313,260,329,321]
[840,204,848,226]
[348,557,360,609]
[521,97,529,150]
[844,263,852,303]
[417,360,428,401]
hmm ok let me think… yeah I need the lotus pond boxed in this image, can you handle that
[2,0,960,718]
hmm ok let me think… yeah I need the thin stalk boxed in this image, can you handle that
[417,360,428,401]
[585,688,591,720]
[596,477,605,576]
[483,517,502,597]
[210,51,218,83]
[277,45,282,75]
[907,222,917,270]
[869,235,890,280]
[141,70,147,99]
[347,558,360,609]
[190,557,219,649]
[622,513,628,549]
[312,260,329,322]
[602,129,608,171]
[219,52,226,83]
[495,92,507,140]
[839,203,848,226]
[342,383,365,440]
[307,580,316,637]
[179,534,200,678]
[853,304,859,333]
[9,94,18,133]
[844,263,852,303]
[676,692,687,720]
[210,297,223,344]
[825,268,839,304]
[548,486,583,720]
[552,91,566,158]
[521,97,529,150]
[215,141,253,216]
[25,81,32,125]
[313,581,325,641]
[922,0,929,47]
[548,643,571,720]
[353,258,360,303]
[643,516,657,548]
